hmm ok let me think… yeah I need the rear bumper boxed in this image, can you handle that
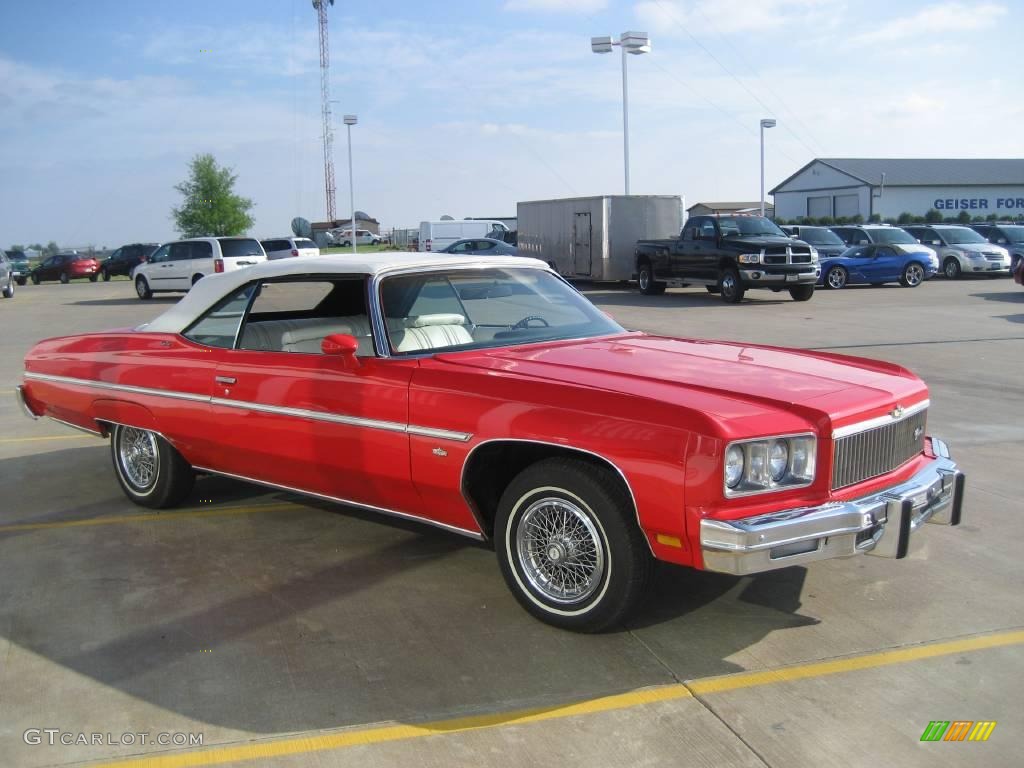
[15,385,39,419]
[700,438,964,576]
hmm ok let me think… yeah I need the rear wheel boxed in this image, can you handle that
[101,268,111,281]
[495,458,651,632]
[135,275,152,300]
[191,273,204,286]
[825,265,848,289]
[900,261,925,287]
[88,273,98,282]
[637,262,666,295]
[2,280,12,299]
[31,273,40,285]
[789,284,815,301]
[943,257,962,279]
[111,424,194,509]
[59,271,69,284]
[719,267,745,303]
[16,277,26,286]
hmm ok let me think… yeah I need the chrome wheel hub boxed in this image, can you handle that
[516,497,605,604]
[118,427,159,490]
[907,265,923,285]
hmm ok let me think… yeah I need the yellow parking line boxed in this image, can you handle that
[0,434,92,444]
[90,628,1024,768]
[0,502,302,534]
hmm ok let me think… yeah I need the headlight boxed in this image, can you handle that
[738,253,761,264]
[725,445,745,488]
[809,247,819,262]
[723,434,816,497]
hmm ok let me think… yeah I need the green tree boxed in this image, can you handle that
[868,213,882,223]
[171,154,254,237]
[897,212,914,225]
[956,210,972,224]
[44,241,59,256]
[924,208,943,223]
[9,244,25,252]
[29,243,44,252]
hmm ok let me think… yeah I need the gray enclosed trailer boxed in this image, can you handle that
[517,195,682,281]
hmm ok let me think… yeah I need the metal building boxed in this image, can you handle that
[771,158,1024,220]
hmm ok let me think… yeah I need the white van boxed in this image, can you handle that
[418,220,509,252]
[132,237,267,299]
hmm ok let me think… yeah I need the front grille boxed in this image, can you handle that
[764,254,787,264]
[791,254,812,264]
[985,255,1004,261]
[832,409,927,490]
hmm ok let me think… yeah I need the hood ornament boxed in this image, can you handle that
[890,405,905,420]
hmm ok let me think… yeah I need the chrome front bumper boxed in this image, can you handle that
[700,438,964,576]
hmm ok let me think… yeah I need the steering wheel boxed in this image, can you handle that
[511,315,550,330]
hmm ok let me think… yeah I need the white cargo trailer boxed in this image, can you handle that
[517,195,682,281]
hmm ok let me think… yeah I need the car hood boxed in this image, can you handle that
[947,242,1006,254]
[893,244,937,258]
[436,333,927,435]
[722,235,809,249]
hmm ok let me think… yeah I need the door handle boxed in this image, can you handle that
[215,376,236,385]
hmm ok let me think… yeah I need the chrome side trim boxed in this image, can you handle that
[14,385,38,420]
[458,437,654,555]
[48,416,104,437]
[832,399,930,439]
[23,371,472,442]
[24,372,209,403]
[192,465,485,541]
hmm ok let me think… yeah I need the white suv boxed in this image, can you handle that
[260,237,320,260]
[328,229,380,247]
[132,237,266,299]
[904,225,1011,279]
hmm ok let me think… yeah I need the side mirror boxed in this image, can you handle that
[321,333,361,367]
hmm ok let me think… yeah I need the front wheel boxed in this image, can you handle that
[16,277,26,286]
[111,424,194,509]
[637,263,666,295]
[135,275,152,299]
[2,280,13,299]
[900,261,925,287]
[495,458,651,632]
[789,284,815,301]
[825,265,848,289]
[102,269,111,281]
[943,257,962,279]
[88,273,98,282]
[719,267,745,303]
[31,273,40,285]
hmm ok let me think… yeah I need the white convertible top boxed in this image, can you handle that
[141,251,549,334]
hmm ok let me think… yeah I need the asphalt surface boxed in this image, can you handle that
[1,275,1022,768]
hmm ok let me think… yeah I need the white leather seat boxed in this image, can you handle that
[389,314,473,353]
[240,316,374,355]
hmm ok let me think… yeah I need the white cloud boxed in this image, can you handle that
[505,0,608,12]
[850,2,1007,44]
[635,0,841,35]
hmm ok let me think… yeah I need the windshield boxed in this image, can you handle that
[717,217,787,237]
[797,227,844,245]
[941,228,987,245]
[218,238,263,257]
[869,228,917,245]
[380,268,623,355]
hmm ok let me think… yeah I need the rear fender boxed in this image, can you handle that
[92,399,159,436]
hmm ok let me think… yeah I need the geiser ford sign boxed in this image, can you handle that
[933,195,1024,211]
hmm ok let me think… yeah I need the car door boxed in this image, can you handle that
[207,276,422,514]
[144,244,180,288]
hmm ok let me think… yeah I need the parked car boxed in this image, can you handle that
[327,229,380,247]
[131,237,266,299]
[30,252,101,284]
[830,225,938,263]
[636,214,819,303]
[260,237,320,260]
[780,226,847,259]
[101,243,158,281]
[967,223,1024,275]
[1015,256,1024,286]
[819,244,938,289]
[16,254,965,631]
[418,220,508,252]
[440,238,518,256]
[0,250,14,298]
[903,225,1011,279]
[5,249,31,286]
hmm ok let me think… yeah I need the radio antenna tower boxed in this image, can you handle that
[313,0,336,221]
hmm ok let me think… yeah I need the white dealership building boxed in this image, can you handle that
[770,158,1024,220]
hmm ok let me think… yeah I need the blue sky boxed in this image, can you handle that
[1,0,1020,247]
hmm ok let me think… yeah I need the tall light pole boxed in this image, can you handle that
[591,31,650,195]
[343,114,358,255]
[759,118,776,217]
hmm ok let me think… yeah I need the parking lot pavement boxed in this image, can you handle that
[1,279,1022,768]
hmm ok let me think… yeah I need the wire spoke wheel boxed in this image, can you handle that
[515,497,605,605]
[117,427,160,490]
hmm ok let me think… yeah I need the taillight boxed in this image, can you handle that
[291,249,299,257]
[214,258,224,273]
[425,239,432,251]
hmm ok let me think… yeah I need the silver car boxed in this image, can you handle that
[904,225,1011,279]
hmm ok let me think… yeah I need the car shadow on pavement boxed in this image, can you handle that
[971,290,1024,303]
[1,451,818,737]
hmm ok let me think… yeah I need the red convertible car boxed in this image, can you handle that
[17,254,965,631]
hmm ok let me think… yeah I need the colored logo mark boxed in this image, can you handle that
[920,721,996,742]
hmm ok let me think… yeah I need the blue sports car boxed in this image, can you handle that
[818,244,939,289]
